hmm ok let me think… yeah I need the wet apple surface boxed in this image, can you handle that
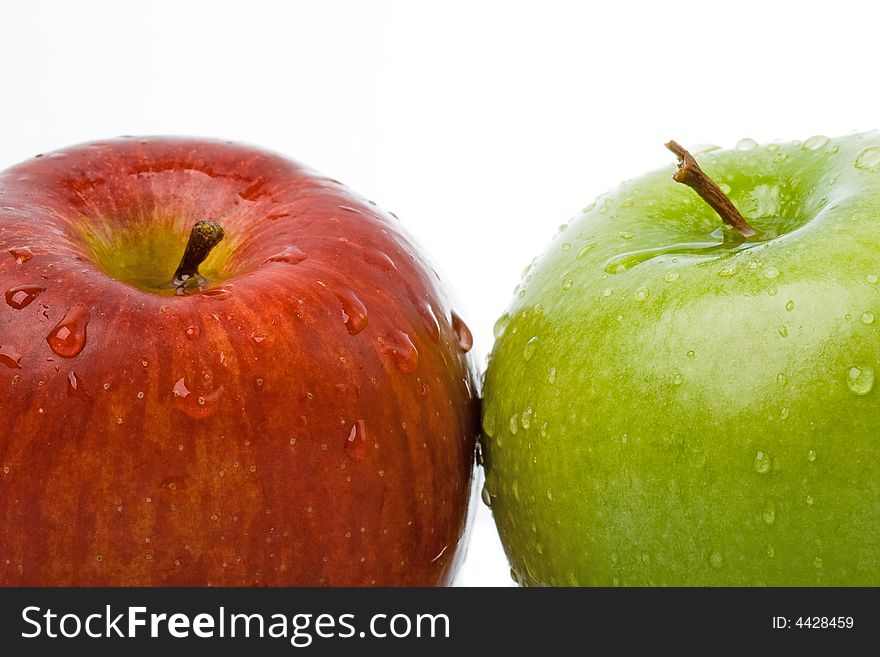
[483,133,880,586]
[0,137,479,585]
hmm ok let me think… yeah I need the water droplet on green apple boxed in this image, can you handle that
[807,449,816,462]
[846,365,874,395]
[855,146,880,171]
[780,407,790,421]
[509,568,520,584]
[754,451,771,474]
[802,135,830,151]
[867,274,879,284]
[521,407,533,430]
[509,415,519,436]
[540,422,548,438]
[687,350,695,359]
[825,145,840,156]
[561,242,571,251]
[763,267,780,279]
[785,300,794,312]
[493,313,510,339]
[777,325,788,337]
[806,495,814,506]
[766,544,776,558]
[861,311,875,325]
[762,500,776,525]
[664,271,680,283]
[562,279,573,291]
[813,557,824,569]
[671,371,684,386]
[709,551,723,568]
[736,138,758,151]
[481,483,493,507]
[764,143,779,152]
[718,264,740,278]
[548,367,557,384]
[776,372,787,385]
[576,243,595,259]
[633,287,649,302]
[523,336,539,361]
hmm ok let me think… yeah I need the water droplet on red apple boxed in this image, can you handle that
[172,377,190,398]
[9,247,34,263]
[417,302,440,343]
[265,246,307,265]
[382,329,419,374]
[336,287,368,335]
[5,284,44,309]
[185,325,200,341]
[0,344,22,369]
[201,287,232,300]
[47,306,90,358]
[172,377,224,419]
[67,371,92,402]
[252,376,265,390]
[363,249,397,272]
[344,420,367,461]
[451,312,473,353]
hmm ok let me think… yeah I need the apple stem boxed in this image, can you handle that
[665,141,758,239]
[170,220,225,292]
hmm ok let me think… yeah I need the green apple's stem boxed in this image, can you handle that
[665,141,758,239]
[170,220,225,292]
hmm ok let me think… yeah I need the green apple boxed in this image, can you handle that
[482,132,880,586]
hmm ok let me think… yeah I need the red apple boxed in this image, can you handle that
[0,137,478,585]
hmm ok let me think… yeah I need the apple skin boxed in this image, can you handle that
[483,132,880,586]
[0,137,478,586]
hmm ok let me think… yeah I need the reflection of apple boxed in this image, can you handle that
[0,137,478,585]
[483,133,880,585]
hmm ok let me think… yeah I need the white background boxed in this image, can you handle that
[2,0,878,586]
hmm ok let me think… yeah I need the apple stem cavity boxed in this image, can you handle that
[170,220,225,293]
[665,140,758,239]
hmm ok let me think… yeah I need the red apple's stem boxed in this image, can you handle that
[170,220,225,292]
[665,141,758,239]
